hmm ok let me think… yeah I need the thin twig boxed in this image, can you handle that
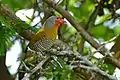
[78,1,101,53]
[22,55,50,80]
[79,65,117,80]
[47,47,117,80]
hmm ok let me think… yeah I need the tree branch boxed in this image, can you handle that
[22,55,50,80]
[0,0,120,70]
[43,0,120,68]
[78,3,100,53]
[43,0,107,54]
[0,4,35,41]
[21,42,117,80]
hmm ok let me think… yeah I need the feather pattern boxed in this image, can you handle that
[27,16,65,52]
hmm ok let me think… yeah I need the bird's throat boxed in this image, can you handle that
[45,25,59,40]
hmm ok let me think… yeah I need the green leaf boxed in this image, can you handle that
[91,24,115,40]
[99,63,115,74]
[69,0,94,22]
[0,22,15,56]
[2,0,35,10]
[113,26,120,35]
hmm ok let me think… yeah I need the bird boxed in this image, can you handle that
[25,16,66,53]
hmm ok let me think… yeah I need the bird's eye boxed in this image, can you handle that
[56,17,59,19]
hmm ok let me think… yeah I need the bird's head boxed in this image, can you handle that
[43,16,66,28]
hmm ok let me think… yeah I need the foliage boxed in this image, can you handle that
[0,16,15,56]
[1,0,35,11]
[1,0,120,80]
[48,57,71,80]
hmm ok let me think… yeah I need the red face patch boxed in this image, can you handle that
[56,16,66,24]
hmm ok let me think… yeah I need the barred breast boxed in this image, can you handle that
[28,35,54,52]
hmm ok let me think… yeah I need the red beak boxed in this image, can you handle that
[60,19,66,23]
